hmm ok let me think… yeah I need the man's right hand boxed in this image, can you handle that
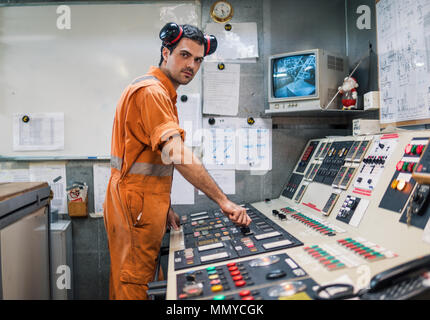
[219,199,252,227]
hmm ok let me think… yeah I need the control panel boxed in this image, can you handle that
[167,130,430,301]
[175,253,316,300]
[282,173,303,199]
[295,140,319,173]
[379,138,428,213]
[174,205,302,270]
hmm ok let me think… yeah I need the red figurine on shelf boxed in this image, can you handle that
[338,76,359,110]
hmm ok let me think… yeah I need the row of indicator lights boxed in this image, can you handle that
[213,289,262,301]
[396,161,419,173]
[337,238,386,261]
[290,212,336,236]
[300,145,314,162]
[404,144,425,155]
[390,178,408,191]
[193,229,230,238]
[280,207,296,214]
[240,237,258,252]
[227,262,253,288]
[304,245,346,271]
[190,218,222,226]
[213,262,256,300]
[184,248,195,265]
[206,266,231,294]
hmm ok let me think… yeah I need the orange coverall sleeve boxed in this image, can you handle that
[135,86,185,152]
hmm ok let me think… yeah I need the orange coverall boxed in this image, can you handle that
[104,66,184,300]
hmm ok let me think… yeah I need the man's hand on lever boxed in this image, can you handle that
[219,199,251,227]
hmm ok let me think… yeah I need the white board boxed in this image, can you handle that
[0,2,201,157]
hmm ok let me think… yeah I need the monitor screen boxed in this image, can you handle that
[272,53,317,99]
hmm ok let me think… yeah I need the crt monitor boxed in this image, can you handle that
[272,52,317,99]
[267,49,347,112]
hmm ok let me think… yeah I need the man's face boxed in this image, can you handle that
[162,38,205,88]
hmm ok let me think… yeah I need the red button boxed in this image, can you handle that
[396,161,404,171]
[232,275,243,281]
[242,296,254,300]
[179,293,187,299]
[230,270,241,276]
[227,262,236,267]
[405,144,412,154]
[239,290,251,297]
[417,145,424,155]
[228,266,238,272]
[210,279,221,285]
[407,162,415,172]
[235,280,246,287]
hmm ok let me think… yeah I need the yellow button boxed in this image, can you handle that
[211,285,223,292]
[391,179,398,189]
[208,274,219,280]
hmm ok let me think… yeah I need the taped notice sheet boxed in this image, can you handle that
[204,22,259,62]
[13,113,64,151]
[29,162,67,213]
[93,163,111,214]
[203,63,240,116]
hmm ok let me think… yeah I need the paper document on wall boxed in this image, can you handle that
[13,113,64,151]
[198,170,235,195]
[376,0,430,124]
[176,92,202,146]
[29,162,67,213]
[171,169,195,205]
[93,163,111,214]
[236,118,272,171]
[0,168,30,182]
[204,22,259,62]
[202,117,238,170]
[203,63,240,116]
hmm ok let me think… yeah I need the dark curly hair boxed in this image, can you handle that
[158,24,205,67]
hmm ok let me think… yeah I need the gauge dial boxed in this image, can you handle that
[210,1,234,23]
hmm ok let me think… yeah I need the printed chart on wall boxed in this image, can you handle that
[376,0,430,126]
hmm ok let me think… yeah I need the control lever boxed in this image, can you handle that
[410,184,430,216]
[240,226,252,235]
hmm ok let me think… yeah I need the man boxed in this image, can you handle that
[103,23,251,300]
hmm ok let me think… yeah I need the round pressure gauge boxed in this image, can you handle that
[210,0,234,23]
[267,281,307,299]
[248,255,280,267]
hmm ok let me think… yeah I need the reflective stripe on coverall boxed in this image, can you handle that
[103,67,184,300]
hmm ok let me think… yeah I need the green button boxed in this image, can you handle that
[206,266,216,271]
[337,263,345,267]
[345,238,352,242]
[213,295,225,300]
[331,259,340,264]
[207,270,217,275]
[412,145,418,154]
[326,256,335,260]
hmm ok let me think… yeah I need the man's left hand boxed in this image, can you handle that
[167,207,180,231]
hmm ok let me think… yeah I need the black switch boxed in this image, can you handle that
[240,226,251,235]
[272,210,279,216]
[266,269,287,280]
